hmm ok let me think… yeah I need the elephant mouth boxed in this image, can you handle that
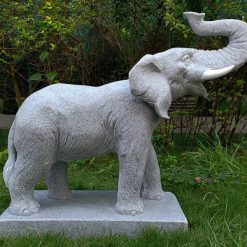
[196,65,235,99]
[186,82,208,99]
[199,83,208,99]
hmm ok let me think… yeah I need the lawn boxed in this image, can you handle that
[0,137,246,246]
[0,130,8,150]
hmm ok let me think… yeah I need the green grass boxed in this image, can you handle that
[0,129,9,150]
[0,139,246,246]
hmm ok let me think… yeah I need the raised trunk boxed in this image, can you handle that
[184,12,247,70]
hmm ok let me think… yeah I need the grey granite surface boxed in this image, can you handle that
[0,190,188,238]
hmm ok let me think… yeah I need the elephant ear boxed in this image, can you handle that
[129,54,171,119]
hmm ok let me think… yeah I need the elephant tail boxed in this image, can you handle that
[3,121,16,188]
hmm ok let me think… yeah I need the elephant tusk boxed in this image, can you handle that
[202,65,235,80]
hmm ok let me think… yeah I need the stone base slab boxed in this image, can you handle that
[0,190,188,238]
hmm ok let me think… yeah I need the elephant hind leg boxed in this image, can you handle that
[45,161,72,200]
[8,155,54,216]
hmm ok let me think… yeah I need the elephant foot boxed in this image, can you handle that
[115,198,144,216]
[9,198,40,216]
[48,189,72,200]
[141,189,166,201]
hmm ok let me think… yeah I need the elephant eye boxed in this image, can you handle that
[181,55,191,62]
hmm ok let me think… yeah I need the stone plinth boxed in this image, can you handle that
[0,190,188,238]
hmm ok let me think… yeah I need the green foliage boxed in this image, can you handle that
[0,0,120,91]
[152,133,247,187]
[0,149,7,169]
[45,71,57,81]
[28,73,43,81]
[0,149,9,215]
[164,0,191,41]
[68,155,119,190]
[0,130,9,149]
[181,137,244,181]
[39,51,49,64]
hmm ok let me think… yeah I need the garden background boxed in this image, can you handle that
[0,0,247,246]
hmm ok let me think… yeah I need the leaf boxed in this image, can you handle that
[45,71,57,81]
[89,157,96,166]
[50,43,56,51]
[0,58,9,64]
[28,72,43,81]
[39,51,49,63]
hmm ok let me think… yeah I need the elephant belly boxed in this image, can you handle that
[56,127,114,161]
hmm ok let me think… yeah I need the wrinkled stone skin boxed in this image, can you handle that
[4,81,163,216]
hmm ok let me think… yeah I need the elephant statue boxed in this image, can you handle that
[3,12,247,216]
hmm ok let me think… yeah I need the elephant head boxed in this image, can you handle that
[129,12,247,119]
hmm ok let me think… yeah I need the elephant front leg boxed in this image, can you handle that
[115,140,149,216]
[141,144,165,200]
[45,161,72,200]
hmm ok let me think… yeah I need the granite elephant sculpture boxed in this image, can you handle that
[3,12,247,216]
